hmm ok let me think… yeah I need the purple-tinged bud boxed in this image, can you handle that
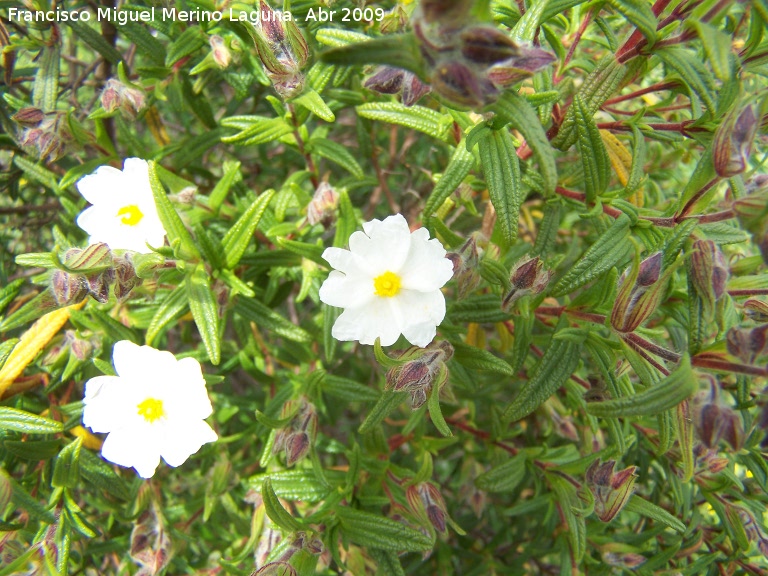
[209,35,232,68]
[306,182,339,227]
[487,45,557,87]
[102,79,146,118]
[51,270,89,306]
[364,66,405,94]
[430,60,496,109]
[130,506,172,574]
[603,552,647,569]
[385,341,452,409]
[693,378,745,451]
[101,80,122,113]
[114,255,142,302]
[744,299,768,322]
[61,243,113,273]
[68,333,94,362]
[20,128,42,147]
[503,256,551,310]
[273,398,317,467]
[611,252,668,333]
[12,107,45,127]
[448,235,482,299]
[284,432,310,467]
[713,102,759,177]
[253,562,297,576]
[401,72,432,107]
[726,325,768,364]
[460,26,520,65]
[585,460,637,522]
[689,240,729,321]
[85,269,115,304]
[406,482,448,534]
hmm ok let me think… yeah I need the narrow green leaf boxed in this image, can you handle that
[220,116,293,145]
[209,161,242,213]
[358,391,407,434]
[549,473,587,562]
[262,478,303,532]
[370,549,406,576]
[427,372,452,437]
[512,0,547,42]
[503,330,580,422]
[52,437,82,489]
[574,94,610,203]
[624,125,647,198]
[586,354,697,418]
[423,140,474,216]
[320,33,425,77]
[248,469,340,502]
[476,454,527,492]
[148,161,201,259]
[33,45,60,111]
[66,20,122,64]
[165,26,206,67]
[309,138,363,178]
[9,477,56,524]
[608,0,657,46]
[0,407,63,434]
[146,285,188,346]
[186,265,221,365]
[0,279,24,316]
[324,375,381,403]
[323,304,340,363]
[655,47,716,111]
[452,341,515,376]
[477,129,523,246]
[550,213,633,296]
[221,189,275,269]
[234,298,312,343]
[689,21,732,81]
[490,91,557,195]
[120,22,165,66]
[624,495,685,533]
[356,102,449,141]
[14,156,59,192]
[532,200,561,257]
[337,507,434,552]
[294,89,335,122]
[333,189,357,248]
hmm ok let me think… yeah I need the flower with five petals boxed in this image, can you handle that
[319,214,454,347]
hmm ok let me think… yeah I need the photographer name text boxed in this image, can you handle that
[6,6,385,24]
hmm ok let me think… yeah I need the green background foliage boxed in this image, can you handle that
[1,0,768,574]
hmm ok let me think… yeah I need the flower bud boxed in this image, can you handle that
[726,324,768,364]
[379,6,408,34]
[130,506,172,574]
[430,60,497,109]
[18,111,71,162]
[114,255,142,301]
[306,182,340,227]
[689,240,729,321]
[253,562,297,576]
[273,398,317,467]
[101,81,122,113]
[460,26,520,65]
[447,235,482,299]
[385,341,453,409]
[85,269,116,304]
[713,102,759,177]
[502,256,551,310]
[61,243,113,273]
[611,252,668,333]
[51,270,89,306]
[67,331,94,361]
[209,35,232,68]
[12,107,45,127]
[745,299,768,322]
[401,72,432,107]
[364,66,405,94]
[585,459,637,522]
[603,551,647,569]
[487,45,557,87]
[693,379,745,451]
[406,482,448,534]
[102,79,146,119]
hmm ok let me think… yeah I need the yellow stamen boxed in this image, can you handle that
[137,397,165,423]
[373,271,402,298]
[117,204,144,226]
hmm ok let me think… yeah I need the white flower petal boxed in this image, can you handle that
[101,426,161,479]
[113,340,177,382]
[318,270,375,308]
[82,375,133,433]
[399,228,454,292]
[397,289,446,347]
[321,247,367,276]
[76,165,126,205]
[159,419,218,468]
[332,298,403,346]
[349,214,411,275]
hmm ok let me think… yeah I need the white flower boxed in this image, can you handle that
[319,214,454,347]
[82,341,217,478]
[76,158,166,254]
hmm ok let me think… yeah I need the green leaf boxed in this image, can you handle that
[209,161,242,213]
[309,138,363,178]
[14,156,59,192]
[356,102,450,141]
[503,330,581,422]
[358,391,407,434]
[689,21,733,81]
[165,26,206,67]
[221,189,275,269]
[574,94,610,203]
[0,407,63,434]
[427,372,452,437]
[655,47,716,111]
[186,265,221,365]
[336,507,434,552]
[262,478,303,532]
[333,189,357,248]
[451,341,515,376]
[0,279,24,316]
[234,298,312,343]
[476,454,527,492]
[532,200,561,257]
[512,0,547,42]
[52,437,82,489]
[33,45,60,111]
[121,22,165,66]
[294,89,335,122]
[586,354,697,418]
[550,213,633,296]
[248,469,338,502]
[9,477,56,524]
[608,0,657,46]
[477,129,523,246]
[489,91,557,195]
[624,495,685,533]
[548,473,587,562]
[146,284,188,346]
[324,375,381,403]
[220,116,293,145]
[423,140,475,216]
[66,20,122,64]
[370,549,406,576]
[148,161,201,260]
[320,33,425,77]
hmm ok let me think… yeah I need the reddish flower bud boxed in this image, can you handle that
[253,562,297,576]
[586,460,637,522]
[385,341,452,409]
[726,325,768,364]
[61,243,113,273]
[130,506,172,574]
[12,107,45,127]
[102,79,146,118]
[689,240,729,321]
[611,252,669,333]
[86,269,115,304]
[401,72,432,107]
[272,398,317,467]
[713,102,758,177]
[487,45,557,87]
[101,82,122,113]
[603,551,647,569]
[460,26,520,65]
[406,482,448,534]
[503,256,551,310]
[744,299,768,322]
[306,182,339,227]
[114,254,142,302]
[430,60,496,109]
[448,235,483,299]
[364,66,405,94]
[693,379,745,451]
[51,270,89,306]
[209,35,232,68]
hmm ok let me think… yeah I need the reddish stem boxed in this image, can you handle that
[691,357,768,377]
[604,81,680,105]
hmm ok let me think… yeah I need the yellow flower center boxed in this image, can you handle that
[117,204,144,226]
[137,397,165,423]
[373,271,402,298]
